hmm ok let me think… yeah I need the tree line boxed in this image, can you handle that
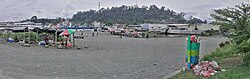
[71,5,206,25]
[21,5,207,26]
[212,3,250,65]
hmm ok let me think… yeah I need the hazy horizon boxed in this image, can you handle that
[0,0,249,22]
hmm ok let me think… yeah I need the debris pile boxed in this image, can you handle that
[192,61,225,77]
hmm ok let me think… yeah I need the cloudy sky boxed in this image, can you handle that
[0,0,249,21]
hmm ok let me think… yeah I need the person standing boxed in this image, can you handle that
[120,33,123,39]
[81,31,83,35]
[96,32,99,38]
[146,33,149,39]
[44,35,49,45]
[64,36,69,48]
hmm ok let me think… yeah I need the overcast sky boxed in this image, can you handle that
[0,0,249,22]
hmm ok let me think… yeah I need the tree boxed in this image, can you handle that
[149,5,159,10]
[211,3,250,44]
[31,16,38,23]
[161,6,165,11]
[204,20,207,24]
[71,5,187,25]
[180,12,186,17]
[188,18,203,24]
[188,16,193,20]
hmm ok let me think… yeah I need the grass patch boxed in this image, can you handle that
[168,56,250,79]
[202,44,238,61]
[168,44,250,79]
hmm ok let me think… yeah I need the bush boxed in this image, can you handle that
[4,32,54,42]
[57,36,65,41]
[243,53,250,66]
[9,32,41,41]
[203,37,250,66]
[237,39,250,66]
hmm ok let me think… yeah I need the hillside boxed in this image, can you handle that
[71,5,189,25]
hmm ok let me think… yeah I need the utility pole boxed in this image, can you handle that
[98,2,101,10]
[28,29,30,44]
[136,1,138,6]
[66,12,67,19]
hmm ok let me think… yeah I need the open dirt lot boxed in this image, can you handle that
[0,32,225,79]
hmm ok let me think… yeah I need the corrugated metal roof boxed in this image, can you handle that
[190,24,220,30]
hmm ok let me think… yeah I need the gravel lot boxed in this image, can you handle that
[0,32,226,79]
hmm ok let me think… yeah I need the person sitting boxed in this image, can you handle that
[25,38,29,44]
[44,36,49,45]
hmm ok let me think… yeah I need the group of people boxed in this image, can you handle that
[92,32,99,37]
[119,32,150,39]
[39,35,54,47]
[57,35,74,49]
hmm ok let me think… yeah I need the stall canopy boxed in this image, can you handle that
[59,29,75,36]
[10,27,61,34]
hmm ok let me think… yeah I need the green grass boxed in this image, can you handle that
[1,32,56,42]
[168,56,250,79]
[213,66,250,79]
[169,64,250,79]
[202,44,238,61]
[168,44,250,79]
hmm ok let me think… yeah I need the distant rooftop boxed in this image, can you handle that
[167,24,189,26]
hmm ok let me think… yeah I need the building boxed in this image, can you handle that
[166,24,220,35]
[140,23,168,32]
[189,24,220,31]
[126,25,141,31]
[14,21,43,27]
[167,24,190,30]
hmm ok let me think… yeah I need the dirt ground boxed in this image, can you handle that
[0,32,226,79]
